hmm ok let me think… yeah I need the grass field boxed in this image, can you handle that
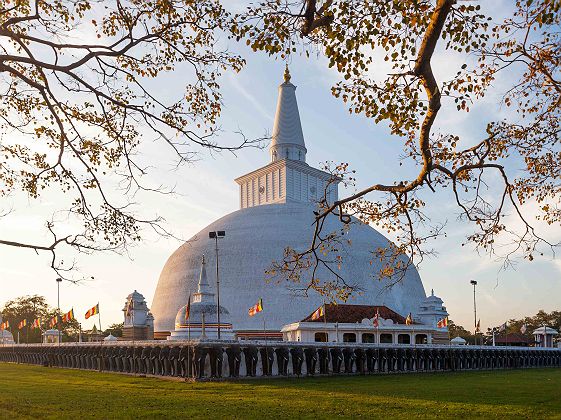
[0,364,560,419]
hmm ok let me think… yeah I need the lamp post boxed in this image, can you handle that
[470,280,478,345]
[56,277,62,344]
[209,230,225,340]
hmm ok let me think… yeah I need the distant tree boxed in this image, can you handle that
[104,322,124,338]
[1,295,79,342]
[481,309,561,346]
[448,319,474,344]
[505,309,561,337]
[0,0,256,281]
[234,0,560,299]
[1,295,49,343]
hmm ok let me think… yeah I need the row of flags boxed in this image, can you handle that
[1,304,100,331]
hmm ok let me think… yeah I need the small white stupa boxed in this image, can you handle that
[451,336,467,345]
[168,255,235,341]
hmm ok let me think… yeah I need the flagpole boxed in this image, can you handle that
[188,319,191,380]
[263,314,268,374]
[373,308,380,345]
[187,294,192,380]
[98,303,102,333]
[202,312,206,339]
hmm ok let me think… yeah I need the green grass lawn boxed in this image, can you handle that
[0,364,560,419]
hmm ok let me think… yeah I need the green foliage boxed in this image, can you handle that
[447,318,475,344]
[104,322,124,338]
[0,364,560,418]
[504,310,561,337]
[1,295,79,343]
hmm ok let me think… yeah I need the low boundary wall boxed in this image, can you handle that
[1,341,560,380]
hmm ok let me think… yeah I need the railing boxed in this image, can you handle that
[1,340,559,380]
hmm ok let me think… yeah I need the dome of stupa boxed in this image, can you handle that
[151,69,427,335]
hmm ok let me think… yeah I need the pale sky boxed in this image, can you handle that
[1,1,559,332]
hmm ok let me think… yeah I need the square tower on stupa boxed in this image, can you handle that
[235,66,339,209]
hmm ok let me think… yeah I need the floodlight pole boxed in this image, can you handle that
[209,231,225,340]
[470,280,478,345]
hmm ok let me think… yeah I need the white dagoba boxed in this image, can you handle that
[151,68,428,338]
[168,256,235,340]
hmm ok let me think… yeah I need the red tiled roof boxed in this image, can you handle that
[302,304,407,324]
[494,333,532,344]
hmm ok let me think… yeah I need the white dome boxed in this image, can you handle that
[174,302,231,328]
[151,202,427,333]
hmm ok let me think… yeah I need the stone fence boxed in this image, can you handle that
[1,341,559,380]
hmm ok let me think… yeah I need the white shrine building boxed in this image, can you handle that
[122,290,154,341]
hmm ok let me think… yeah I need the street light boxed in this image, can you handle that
[209,230,225,340]
[56,277,62,344]
[470,280,478,345]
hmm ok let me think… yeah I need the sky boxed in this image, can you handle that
[1,1,560,333]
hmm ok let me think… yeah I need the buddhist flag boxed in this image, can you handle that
[311,305,325,321]
[18,319,27,329]
[49,316,58,328]
[0,320,9,330]
[248,298,263,317]
[405,313,413,325]
[520,324,527,334]
[373,309,380,328]
[62,308,74,323]
[185,294,191,322]
[31,318,41,329]
[437,317,448,328]
[498,322,507,332]
[85,303,99,320]
[475,319,481,333]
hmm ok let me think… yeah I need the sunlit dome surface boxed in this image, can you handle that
[151,202,426,333]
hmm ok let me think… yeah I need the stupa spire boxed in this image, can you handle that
[270,66,307,163]
[193,255,214,303]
